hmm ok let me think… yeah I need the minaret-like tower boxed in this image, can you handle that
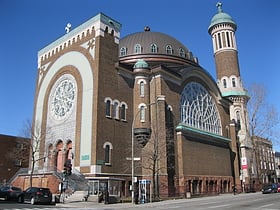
[208,2,253,192]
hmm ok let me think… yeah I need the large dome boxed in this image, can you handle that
[119,27,197,63]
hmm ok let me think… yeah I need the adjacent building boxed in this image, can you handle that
[0,134,30,186]
[253,136,277,186]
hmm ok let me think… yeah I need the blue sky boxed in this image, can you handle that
[0,0,279,143]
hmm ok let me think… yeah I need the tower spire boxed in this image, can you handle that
[216,2,223,13]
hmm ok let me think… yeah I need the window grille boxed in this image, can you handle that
[180,82,221,134]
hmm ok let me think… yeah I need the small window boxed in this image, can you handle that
[223,79,227,88]
[140,81,145,96]
[104,142,113,165]
[105,145,110,164]
[232,78,236,87]
[113,101,119,119]
[236,110,241,127]
[105,100,111,117]
[179,48,185,58]
[120,47,127,56]
[151,44,158,53]
[166,105,173,125]
[226,32,231,47]
[134,44,142,54]
[121,104,126,121]
[166,45,173,55]
[140,105,146,122]
[218,33,222,49]
[14,159,22,166]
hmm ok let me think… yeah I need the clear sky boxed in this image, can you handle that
[0,0,279,142]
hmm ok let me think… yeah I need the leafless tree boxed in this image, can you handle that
[22,119,48,187]
[247,83,279,146]
[134,126,175,201]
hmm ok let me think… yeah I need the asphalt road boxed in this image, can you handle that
[0,192,280,210]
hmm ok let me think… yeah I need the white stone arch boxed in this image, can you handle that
[34,51,94,167]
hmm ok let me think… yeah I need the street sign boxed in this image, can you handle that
[126,157,141,161]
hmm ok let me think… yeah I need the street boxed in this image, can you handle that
[0,192,280,210]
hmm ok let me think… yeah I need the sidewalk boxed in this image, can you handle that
[56,200,135,209]
[55,193,256,209]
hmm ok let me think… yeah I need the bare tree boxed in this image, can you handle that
[134,126,175,201]
[22,119,48,187]
[247,83,279,145]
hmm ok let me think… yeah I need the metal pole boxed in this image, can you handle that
[131,116,135,204]
[131,102,157,204]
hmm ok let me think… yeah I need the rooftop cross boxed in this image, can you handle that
[216,2,223,13]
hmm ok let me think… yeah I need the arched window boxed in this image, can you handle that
[179,48,185,57]
[105,145,110,163]
[236,110,241,129]
[151,44,158,53]
[120,103,127,121]
[218,33,222,49]
[232,77,236,87]
[140,105,146,122]
[105,98,112,117]
[166,105,173,125]
[140,81,145,96]
[103,142,113,165]
[134,44,142,54]
[223,79,227,88]
[113,100,120,119]
[180,82,221,134]
[120,47,127,56]
[166,45,173,55]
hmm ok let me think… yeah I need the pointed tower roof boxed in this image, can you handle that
[208,2,237,32]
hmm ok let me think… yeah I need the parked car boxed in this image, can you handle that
[277,183,280,193]
[262,183,278,194]
[18,187,52,205]
[0,185,22,201]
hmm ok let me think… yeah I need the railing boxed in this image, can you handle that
[7,166,89,196]
[7,168,28,184]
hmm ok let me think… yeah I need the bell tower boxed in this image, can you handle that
[208,2,253,192]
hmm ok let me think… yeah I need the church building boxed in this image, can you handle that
[13,3,253,200]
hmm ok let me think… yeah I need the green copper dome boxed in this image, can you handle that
[133,59,149,69]
[208,2,236,31]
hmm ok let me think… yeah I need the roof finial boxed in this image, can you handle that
[144,26,150,32]
[216,2,223,13]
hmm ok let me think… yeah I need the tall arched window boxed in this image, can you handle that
[140,105,146,122]
[223,79,227,88]
[179,48,185,57]
[180,82,221,134]
[140,81,145,96]
[113,100,119,119]
[105,98,112,117]
[166,45,173,55]
[120,47,127,56]
[103,142,113,165]
[134,44,142,54]
[105,145,110,163]
[236,110,241,129]
[151,44,158,53]
[120,103,127,121]
[232,77,236,87]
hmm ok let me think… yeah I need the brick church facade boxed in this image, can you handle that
[12,3,254,200]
